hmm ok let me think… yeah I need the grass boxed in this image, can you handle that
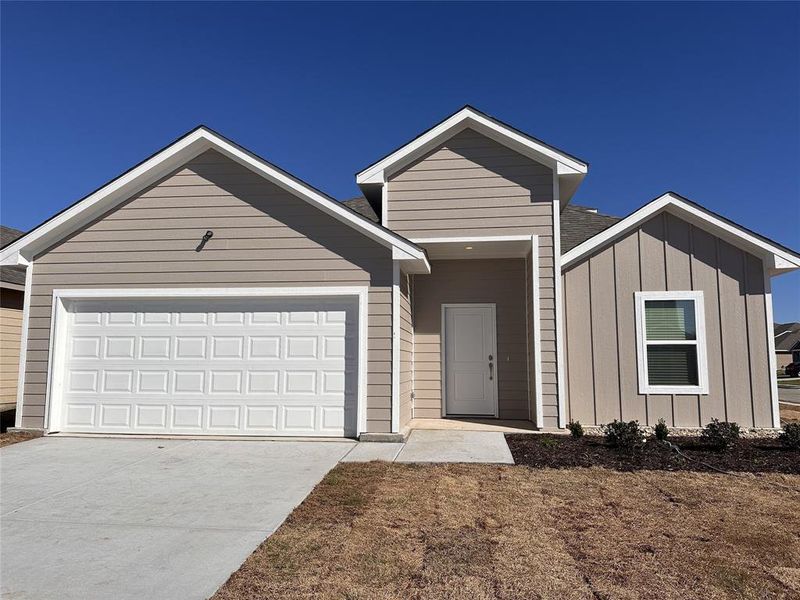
[0,431,38,447]
[214,461,800,600]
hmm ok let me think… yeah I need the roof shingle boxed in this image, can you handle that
[0,226,27,287]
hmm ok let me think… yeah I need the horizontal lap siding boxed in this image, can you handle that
[562,212,773,428]
[0,289,24,410]
[412,259,528,420]
[21,149,394,433]
[388,128,557,424]
[399,274,413,429]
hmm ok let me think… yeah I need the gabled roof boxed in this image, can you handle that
[356,105,588,204]
[561,192,800,275]
[0,126,430,273]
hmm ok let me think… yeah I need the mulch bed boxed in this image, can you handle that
[506,434,800,474]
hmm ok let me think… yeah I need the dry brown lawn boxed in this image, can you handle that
[782,402,800,424]
[214,462,800,600]
[0,431,38,447]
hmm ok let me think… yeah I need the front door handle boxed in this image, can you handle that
[489,361,494,380]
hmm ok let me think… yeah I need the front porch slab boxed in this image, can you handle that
[394,430,514,464]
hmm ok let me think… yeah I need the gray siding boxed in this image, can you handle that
[387,128,558,424]
[562,211,774,428]
[386,128,553,237]
[412,259,528,420]
[399,273,413,428]
[21,149,395,433]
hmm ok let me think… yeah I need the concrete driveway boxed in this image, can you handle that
[1,436,354,600]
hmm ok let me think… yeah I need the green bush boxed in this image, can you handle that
[567,420,584,438]
[654,418,669,441]
[540,436,559,448]
[601,420,646,451]
[701,419,740,450]
[779,422,800,450]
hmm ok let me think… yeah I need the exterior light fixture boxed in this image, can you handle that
[465,246,473,250]
[196,230,214,252]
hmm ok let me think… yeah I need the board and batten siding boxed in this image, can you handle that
[562,211,774,428]
[412,259,528,420]
[20,149,395,433]
[1,288,24,412]
[386,128,558,425]
[399,273,413,428]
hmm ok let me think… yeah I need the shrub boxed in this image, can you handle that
[654,418,669,441]
[540,436,559,448]
[701,419,740,450]
[567,420,584,438]
[601,420,646,451]
[779,422,800,450]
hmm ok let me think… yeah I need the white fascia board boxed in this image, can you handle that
[356,107,588,185]
[1,127,427,268]
[561,193,800,273]
[411,234,534,244]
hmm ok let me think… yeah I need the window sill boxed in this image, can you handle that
[639,385,709,395]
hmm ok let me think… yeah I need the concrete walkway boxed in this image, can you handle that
[341,430,514,464]
[1,437,353,600]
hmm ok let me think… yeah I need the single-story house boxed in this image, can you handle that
[775,322,800,370]
[0,226,26,415]
[2,106,798,439]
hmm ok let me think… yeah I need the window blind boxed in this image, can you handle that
[647,345,699,386]
[645,300,696,341]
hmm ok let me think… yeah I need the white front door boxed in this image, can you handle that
[443,304,497,416]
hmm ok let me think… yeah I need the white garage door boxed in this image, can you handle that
[52,298,358,436]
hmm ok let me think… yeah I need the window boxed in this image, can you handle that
[635,291,708,394]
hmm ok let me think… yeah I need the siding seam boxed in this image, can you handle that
[637,228,649,425]
[715,236,729,422]
[613,244,623,421]
[742,251,755,428]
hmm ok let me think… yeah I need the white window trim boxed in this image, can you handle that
[634,290,709,395]
[43,286,369,437]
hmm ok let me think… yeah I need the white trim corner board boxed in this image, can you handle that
[763,268,781,428]
[391,262,401,433]
[13,260,34,428]
[531,235,544,428]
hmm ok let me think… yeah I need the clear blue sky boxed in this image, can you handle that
[2,2,798,320]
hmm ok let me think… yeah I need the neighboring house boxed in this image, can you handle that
[775,322,800,370]
[2,106,798,438]
[0,226,26,414]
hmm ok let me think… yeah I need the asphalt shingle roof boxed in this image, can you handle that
[0,225,27,287]
[341,197,378,222]
[560,205,621,252]
[775,322,800,352]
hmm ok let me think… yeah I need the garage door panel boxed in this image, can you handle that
[55,298,358,436]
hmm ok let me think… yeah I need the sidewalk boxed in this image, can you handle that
[340,429,514,464]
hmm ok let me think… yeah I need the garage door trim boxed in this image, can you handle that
[44,287,369,436]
